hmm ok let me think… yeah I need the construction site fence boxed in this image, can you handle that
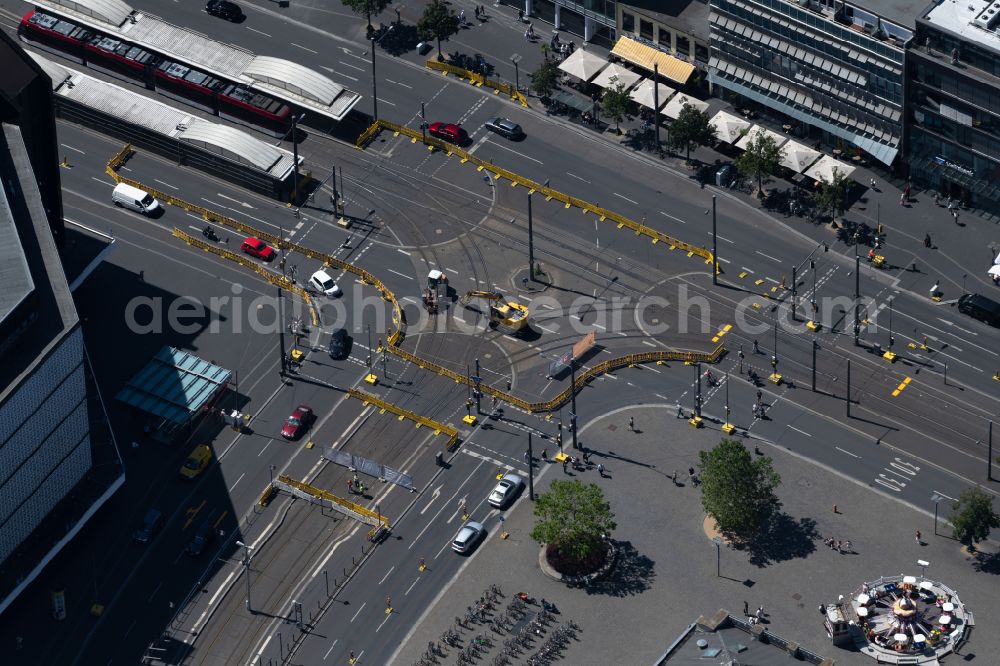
[352,124,716,272]
[346,388,459,448]
[275,475,389,529]
[425,60,528,107]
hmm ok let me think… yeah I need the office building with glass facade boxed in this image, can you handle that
[708,0,913,169]
[907,0,1000,218]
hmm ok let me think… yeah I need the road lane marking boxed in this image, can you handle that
[60,143,85,154]
[482,139,543,164]
[642,340,656,347]
[247,27,272,37]
[566,172,590,183]
[405,577,420,595]
[323,639,339,660]
[386,78,413,89]
[147,581,162,603]
[408,460,487,550]
[706,232,735,244]
[538,324,557,333]
[154,179,179,190]
[446,268,459,274]
[228,472,245,491]
[397,248,411,255]
[740,267,755,274]
[378,565,395,585]
[659,210,686,224]
[291,42,318,54]
[891,376,911,397]
[387,268,412,279]
[835,447,860,458]
[933,490,957,502]
[755,250,782,263]
[787,426,812,437]
[614,192,639,205]
[350,601,367,622]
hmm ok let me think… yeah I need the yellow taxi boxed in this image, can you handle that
[179,445,212,479]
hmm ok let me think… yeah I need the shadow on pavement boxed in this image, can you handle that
[579,540,655,597]
[741,513,820,568]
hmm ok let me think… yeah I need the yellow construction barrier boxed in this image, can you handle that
[278,475,390,528]
[346,388,459,448]
[425,60,528,107]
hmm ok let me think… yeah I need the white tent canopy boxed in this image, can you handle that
[592,63,643,90]
[708,110,751,144]
[629,79,675,110]
[557,49,609,82]
[780,139,822,173]
[735,125,788,151]
[804,155,856,182]
[661,94,709,120]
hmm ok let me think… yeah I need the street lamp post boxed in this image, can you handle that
[527,433,535,500]
[653,62,661,153]
[853,255,861,346]
[236,540,254,613]
[420,102,427,142]
[694,362,702,417]
[887,297,895,353]
[930,493,943,536]
[712,536,722,577]
[569,355,579,450]
[269,465,276,485]
[711,195,718,286]
[369,25,395,122]
[290,113,305,208]
[510,53,521,92]
[527,192,535,280]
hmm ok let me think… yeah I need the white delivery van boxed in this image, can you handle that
[112,183,160,215]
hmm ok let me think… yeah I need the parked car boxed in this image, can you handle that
[241,237,275,261]
[428,122,469,144]
[484,117,524,140]
[179,445,212,479]
[452,521,485,554]
[957,293,1000,327]
[488,473,525,508]
[133,508,163,544]
[328,328,350,359]
[281,405,314,440]
[186,520,215,556]
[309,270,341,297]
[206,0,243,21]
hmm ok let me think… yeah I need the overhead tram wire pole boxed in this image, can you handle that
[236,540,254,613]
[290,112,305,210]
[569,355,579,450]
[510,53,522,93]
[711,196,718,286]
[369,24,395,122]
[653,62,661,153]
[528,191,535,280]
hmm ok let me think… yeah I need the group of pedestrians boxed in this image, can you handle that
[742,601,767,625]
[823,536,853,554]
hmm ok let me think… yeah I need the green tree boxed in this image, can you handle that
[601,82,631,134]
[341,0,392,31]
[530,479,616,565]
[417,0,459,60]
[950,486,1000,551]
[699,439,781,539]
[529,59,561,98]
[814,168,852,221]
[669,105,717,164]
[734,131,785,196]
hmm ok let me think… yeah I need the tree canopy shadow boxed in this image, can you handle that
[736,513,820,567]
[971,550,1000,575]
[576,540,655,597]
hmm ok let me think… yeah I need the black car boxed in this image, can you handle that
[187,520,215,556]
[957,293,1000,327]
[133,508,163,544]
[484,117,525,140]
[206,0,242,21]
[328,328,350,359]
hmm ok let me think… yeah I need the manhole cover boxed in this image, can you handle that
[608,424,618,431]
[792,592,801,601]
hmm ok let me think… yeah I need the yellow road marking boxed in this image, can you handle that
[891,376,912,397]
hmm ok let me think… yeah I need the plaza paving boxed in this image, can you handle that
[390,404,999,666]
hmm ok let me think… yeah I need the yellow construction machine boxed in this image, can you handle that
[460,291,529,332]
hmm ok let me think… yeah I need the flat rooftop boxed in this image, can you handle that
[925,0,1000,53]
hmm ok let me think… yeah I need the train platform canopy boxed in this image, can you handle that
[31,0,361,121]
[116,346,231,426]
[27,51,298,178]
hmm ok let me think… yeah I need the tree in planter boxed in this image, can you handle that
[602,82,631,134]
[698,438,781,540]
[814,168,852,223]
[417,0,459,61]
[341,0,392,32]
[529,59,561,99]
[734,131,785,196]
[530,479,616,574]
[950,486,999,551]
[669,104,717,165]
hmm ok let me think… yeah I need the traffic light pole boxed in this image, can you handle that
[570,356,579,450]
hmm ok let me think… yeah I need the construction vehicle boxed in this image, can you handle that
[423,270,448,313]
[460,291,529,332]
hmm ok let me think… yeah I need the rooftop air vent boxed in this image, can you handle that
[972,1,1000,30]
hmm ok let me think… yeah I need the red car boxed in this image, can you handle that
[241,237,275,261]
[428,122,469,144]
[281,405,314,440]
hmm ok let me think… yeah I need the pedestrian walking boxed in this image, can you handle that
[952,208,959,223]
[473,6,479,19]
[597,463,605,477]
[756,390,762,403]
[924,232,932,247]
[541,448,548,461]
[832,504,839,513]
[903,182,911,198]
[753,339,761,354]
[506,379,512,392]
[671,470,678,483]
[628,416,635,432]
[459,9,465,25]
[518,8,524,22]
[676,403,684,419]
[688,467,695,480]
[744,600,750,616]
[756,607,763,620]
[933,192,940,206]
[524,450,530,464]
[138,270,145,282]
[818,604,826,615]
[869,177,877,189]
[915,529,921,544]
[562,459,568,474]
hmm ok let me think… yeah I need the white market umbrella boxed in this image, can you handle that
[993,251,1000,265]
[592,63,642,90]
[557,49,609,82]
[629,79,674,110]
[804,155,856,182]
[708,110,750,144]
[780,139,822,173]
[988,264,1000,278]
[661,94,709,120]
[735,125,788,151]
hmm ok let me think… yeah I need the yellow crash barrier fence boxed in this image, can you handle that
[425,60,528,106]
[276,475,390,529]
[105,143,135,177]
[345,388,459,448]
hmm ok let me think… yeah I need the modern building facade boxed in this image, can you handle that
[503,0,619,44]
[708,0,913,169]
[907,0,1000,217]
[618,1,710,69]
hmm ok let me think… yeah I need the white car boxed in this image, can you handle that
[488,473,525,508]
[309,270,341,297]
[452,521,486,554]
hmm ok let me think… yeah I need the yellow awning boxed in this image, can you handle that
[611,36,695,86]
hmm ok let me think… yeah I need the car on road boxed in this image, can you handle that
[186,520,215,556]
[180,445,212,479]
[133,508,163,544]
[484,117,524,140]
[328,328,350,359]
[281,405,314,440]
[488,473,525,508]
[452,521,486,554]
[241,237,275,261]
[309,270,341,297]
[428,122,469,144]
[206,0,243,21]
[957,293,1000,327]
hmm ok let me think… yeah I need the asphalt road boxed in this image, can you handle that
[0,1,996,664]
